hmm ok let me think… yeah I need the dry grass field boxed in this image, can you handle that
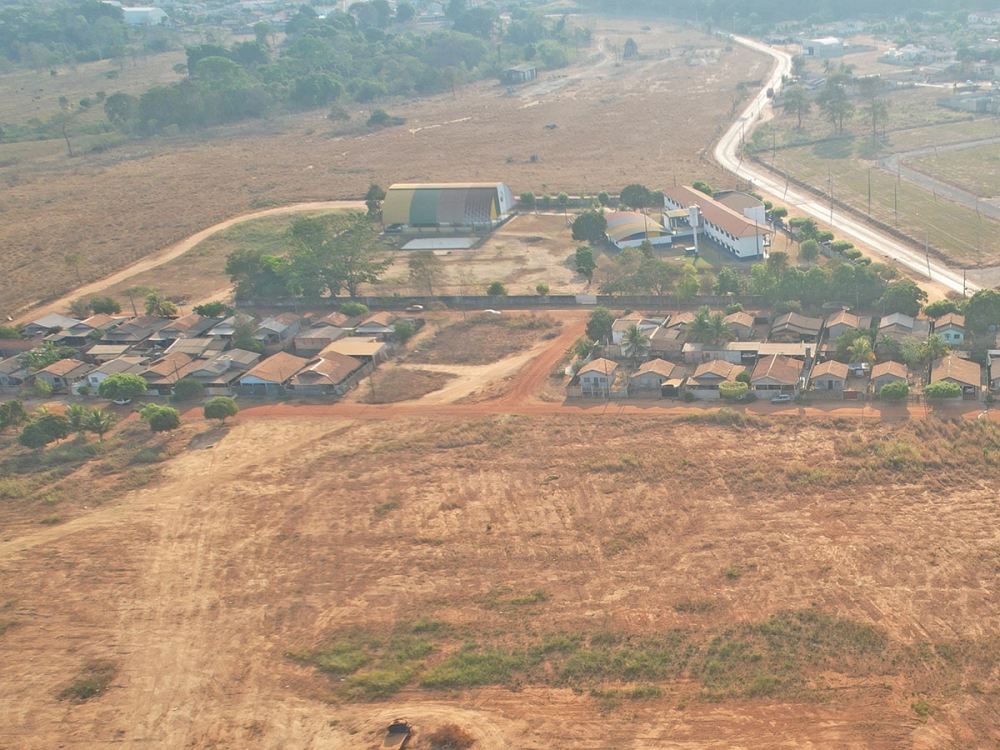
[0,18,763,317]
[2,408,1000,748]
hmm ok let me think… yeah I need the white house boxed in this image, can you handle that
[576,358,619,397]
[122,7,168,25]
[663,186,771,259]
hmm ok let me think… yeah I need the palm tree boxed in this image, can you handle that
[85,408,114,442]
[687,306,735,344]
[66,404,89,433]
[620,324,651,366]
[846,337,875,367]
[144,291,178,317]
[874,334,900,362]
[921,334,949,366]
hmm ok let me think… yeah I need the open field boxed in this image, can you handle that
[363,367,457,404]
[2,407,1000,748]
[909,142,1000,200]
[0,18,763,318]
[408,313,562,366]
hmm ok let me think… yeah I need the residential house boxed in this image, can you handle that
[825,310,872,341]
[354,311,399,340]
[22,313,81,338]
[101,315,173,347]
[612,314,661,345]
[294,326,348,356]
[208,315,243,339]
[686,360,745,399]
[683,341,810,366]
[809,359,849,392]
[576,358,619,397]
[751,354,803,395]
[649,326,685,357]
[988,350,1000,391]
[140,352,199,396]
[84,356,148,392]
[188,350,261,392]
[664,311,695,332]
[629,359,676,391]
[236,351,309,396]
[770,312,823,343]
[153,314,221,344]
[286,352,365,396]
[0,337,37,359]
[314,311,364,330]
[930,355,981,400]
[83,343,134,364]
[871,361,908,395]
[254,313,303,347]
[878,313,930,343]
[933,313,965,346]
[165,337,228,359]
[724,311,754,341]
[320,338,390,364]
[36,358,92,393]
[0,357,29,389]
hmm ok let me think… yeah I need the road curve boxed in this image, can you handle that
[14,200,366,325]
[714,37,975,296]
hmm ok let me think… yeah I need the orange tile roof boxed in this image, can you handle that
[664,186,773,239]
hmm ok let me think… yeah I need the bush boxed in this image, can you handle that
[536,283,550,296]
[192,301,232,317]
[171,378,204,402]
[427,724,476,750]
[339,301,368,317]
[19,414,72,449]
[140,404,181,433]
[366,109,405,128]
[88,295,121,314]
[725,303,743,314]
[203,396,238,423]
[487,281,508,297]
[98,373,147,401]
[879,380,909,401]
[924,381,963,400]
[394,321,416,342]
[519,191,535,208]
[29,380,53,398]
[718,381,749,400]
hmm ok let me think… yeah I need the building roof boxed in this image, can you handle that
[810,359,849,379]
[0,358,27,376]
[28,313,81,331]
[879,312,930,333]
[931,355,980,387]
[771,312,823,337]
[724,311,754,329]
[295,326,347,344]
[289,352,363,387]
[691,360,743,382]
[316,311,350,327]
[141,352,198,383]
[663,186,772,240]
[935,312,965,330]
[165,337,227,357]
[320,338,388,359]
[635,358,675,378]
[383,183,515,226]
[713,191,764,213]
[87,343,134,358]
[665,311,696,329]
[871,361,908,379]
[240,351,310,384]
[39,358,89,377]
[77,313,120,331]
[826,310,871,331]
[751,354,803,385]
[577,358,619,377]
[605,211,667,244]
[93,356,147,377]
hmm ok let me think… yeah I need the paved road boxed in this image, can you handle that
[713,37,976,297]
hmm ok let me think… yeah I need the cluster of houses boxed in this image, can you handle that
[0,308,420,400]
[568,308,988,403]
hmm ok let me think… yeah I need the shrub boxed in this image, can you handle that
[427,725,476,750]
[88,295,121,314]
[171,378,204,402]
[394,321,416,342]
[879,380,909,401]
[139,404,181,433]
[192,301,231,317]
[18,414,72,449]
[487,281,508,297]
[339,301,368,317]
[536,283,550,296]
[924,381,962,400]
[98,373,147,401]
[718,381,748,400]
[203,396,238,423]
[725,303,744,314]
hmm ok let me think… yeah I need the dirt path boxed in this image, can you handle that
[13,201,365,324]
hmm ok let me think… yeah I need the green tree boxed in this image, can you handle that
[535,282,550,296]
[0,400,28,433]
[714,267,740,295]
[140,403,181,433]
[395,2,415,22]
[688,306,734,343]
[394,321,416,342]
[574,246,597,281]
[64,253,84,285]
[921,334,949,365]
[519,191,536,209]
[791,54,806,76]
[98,373,148,401]
[365,183,386,216]
[408,250,445,295]
[816,81,854,132]
[192,301,231,317]
[557,192,570,214]
[286,212,390,298]
[487,281,508,297]
[89,295,121,314]
[339,301,369,317]
[799,239,821,264]
[571,210,607,243]
[922,300,959,319]
[879,380,909,401]
[172,377,204,401]
[18,343,76,372]
[619,183,652,209]
[782,86,811,128]
[735,369,752,384]
[204,396,239,424]
[597,191,611,207]
[719,380,748,400]
[66,403,89,432]
[144,291,178,317]
[879,279,927,316]
[857,75,889,138]
[572,336,595,360]
[964,289,1000,333]
[85,408,114,441]
[677,274,699,303]
[620,323,651,365]
[586,306,614,343]
[19,413,71,449]
[924,381,962,399]
[230,312,263,353]
[69,297,91,319]
[846,336,876,366]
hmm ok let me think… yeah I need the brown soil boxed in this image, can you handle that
[0,19,763,317]
[408,314,561,366]
[364,367,458,404]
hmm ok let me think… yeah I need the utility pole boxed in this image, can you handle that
[867,168,871,216]
[894,183,898,226]
[925,224,932,280]
[828,172,834,229]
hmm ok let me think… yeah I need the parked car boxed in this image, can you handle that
[771,393,792,404]
[405,304,424,312]
[112,398,132,406]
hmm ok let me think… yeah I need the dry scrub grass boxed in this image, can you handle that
[408,314,560,366]
[364,367,457,404]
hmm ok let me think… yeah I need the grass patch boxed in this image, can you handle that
[673,598,715,614]
[373,496,401,517]
[57,660,118,702]
[364,368,456,404]
[678,409,762,429]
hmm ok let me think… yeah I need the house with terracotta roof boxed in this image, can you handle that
[751,354,803,395]
[629,359,676,391]
[663,186,772,259]
[809,359,849,392]
[871,361,908,395]
[294,326,348,356]
[611,313,662,345]
[930,354,981,400]
[649,326,685,356]
[236,351,309,396]
[933,313,965,346]
[0,358,30,389]
[188,350,261,391]
[254,313,304,347]
[35,358,92,393]
[825,310,873,341]
[355,311,399,339]
[140,352,200,395]
[724,311,754,340]
[575,358,619,397]
[686,360,745,399]
[286,352,365,396]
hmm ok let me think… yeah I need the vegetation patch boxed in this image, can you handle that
[408,314,560,366]
[57,660,118,702]
[364,368,456,404]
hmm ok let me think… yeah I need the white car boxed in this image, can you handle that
[112,398,132,406]
[771,393,792,404]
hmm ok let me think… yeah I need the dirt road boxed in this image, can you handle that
[13,201,364,324]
